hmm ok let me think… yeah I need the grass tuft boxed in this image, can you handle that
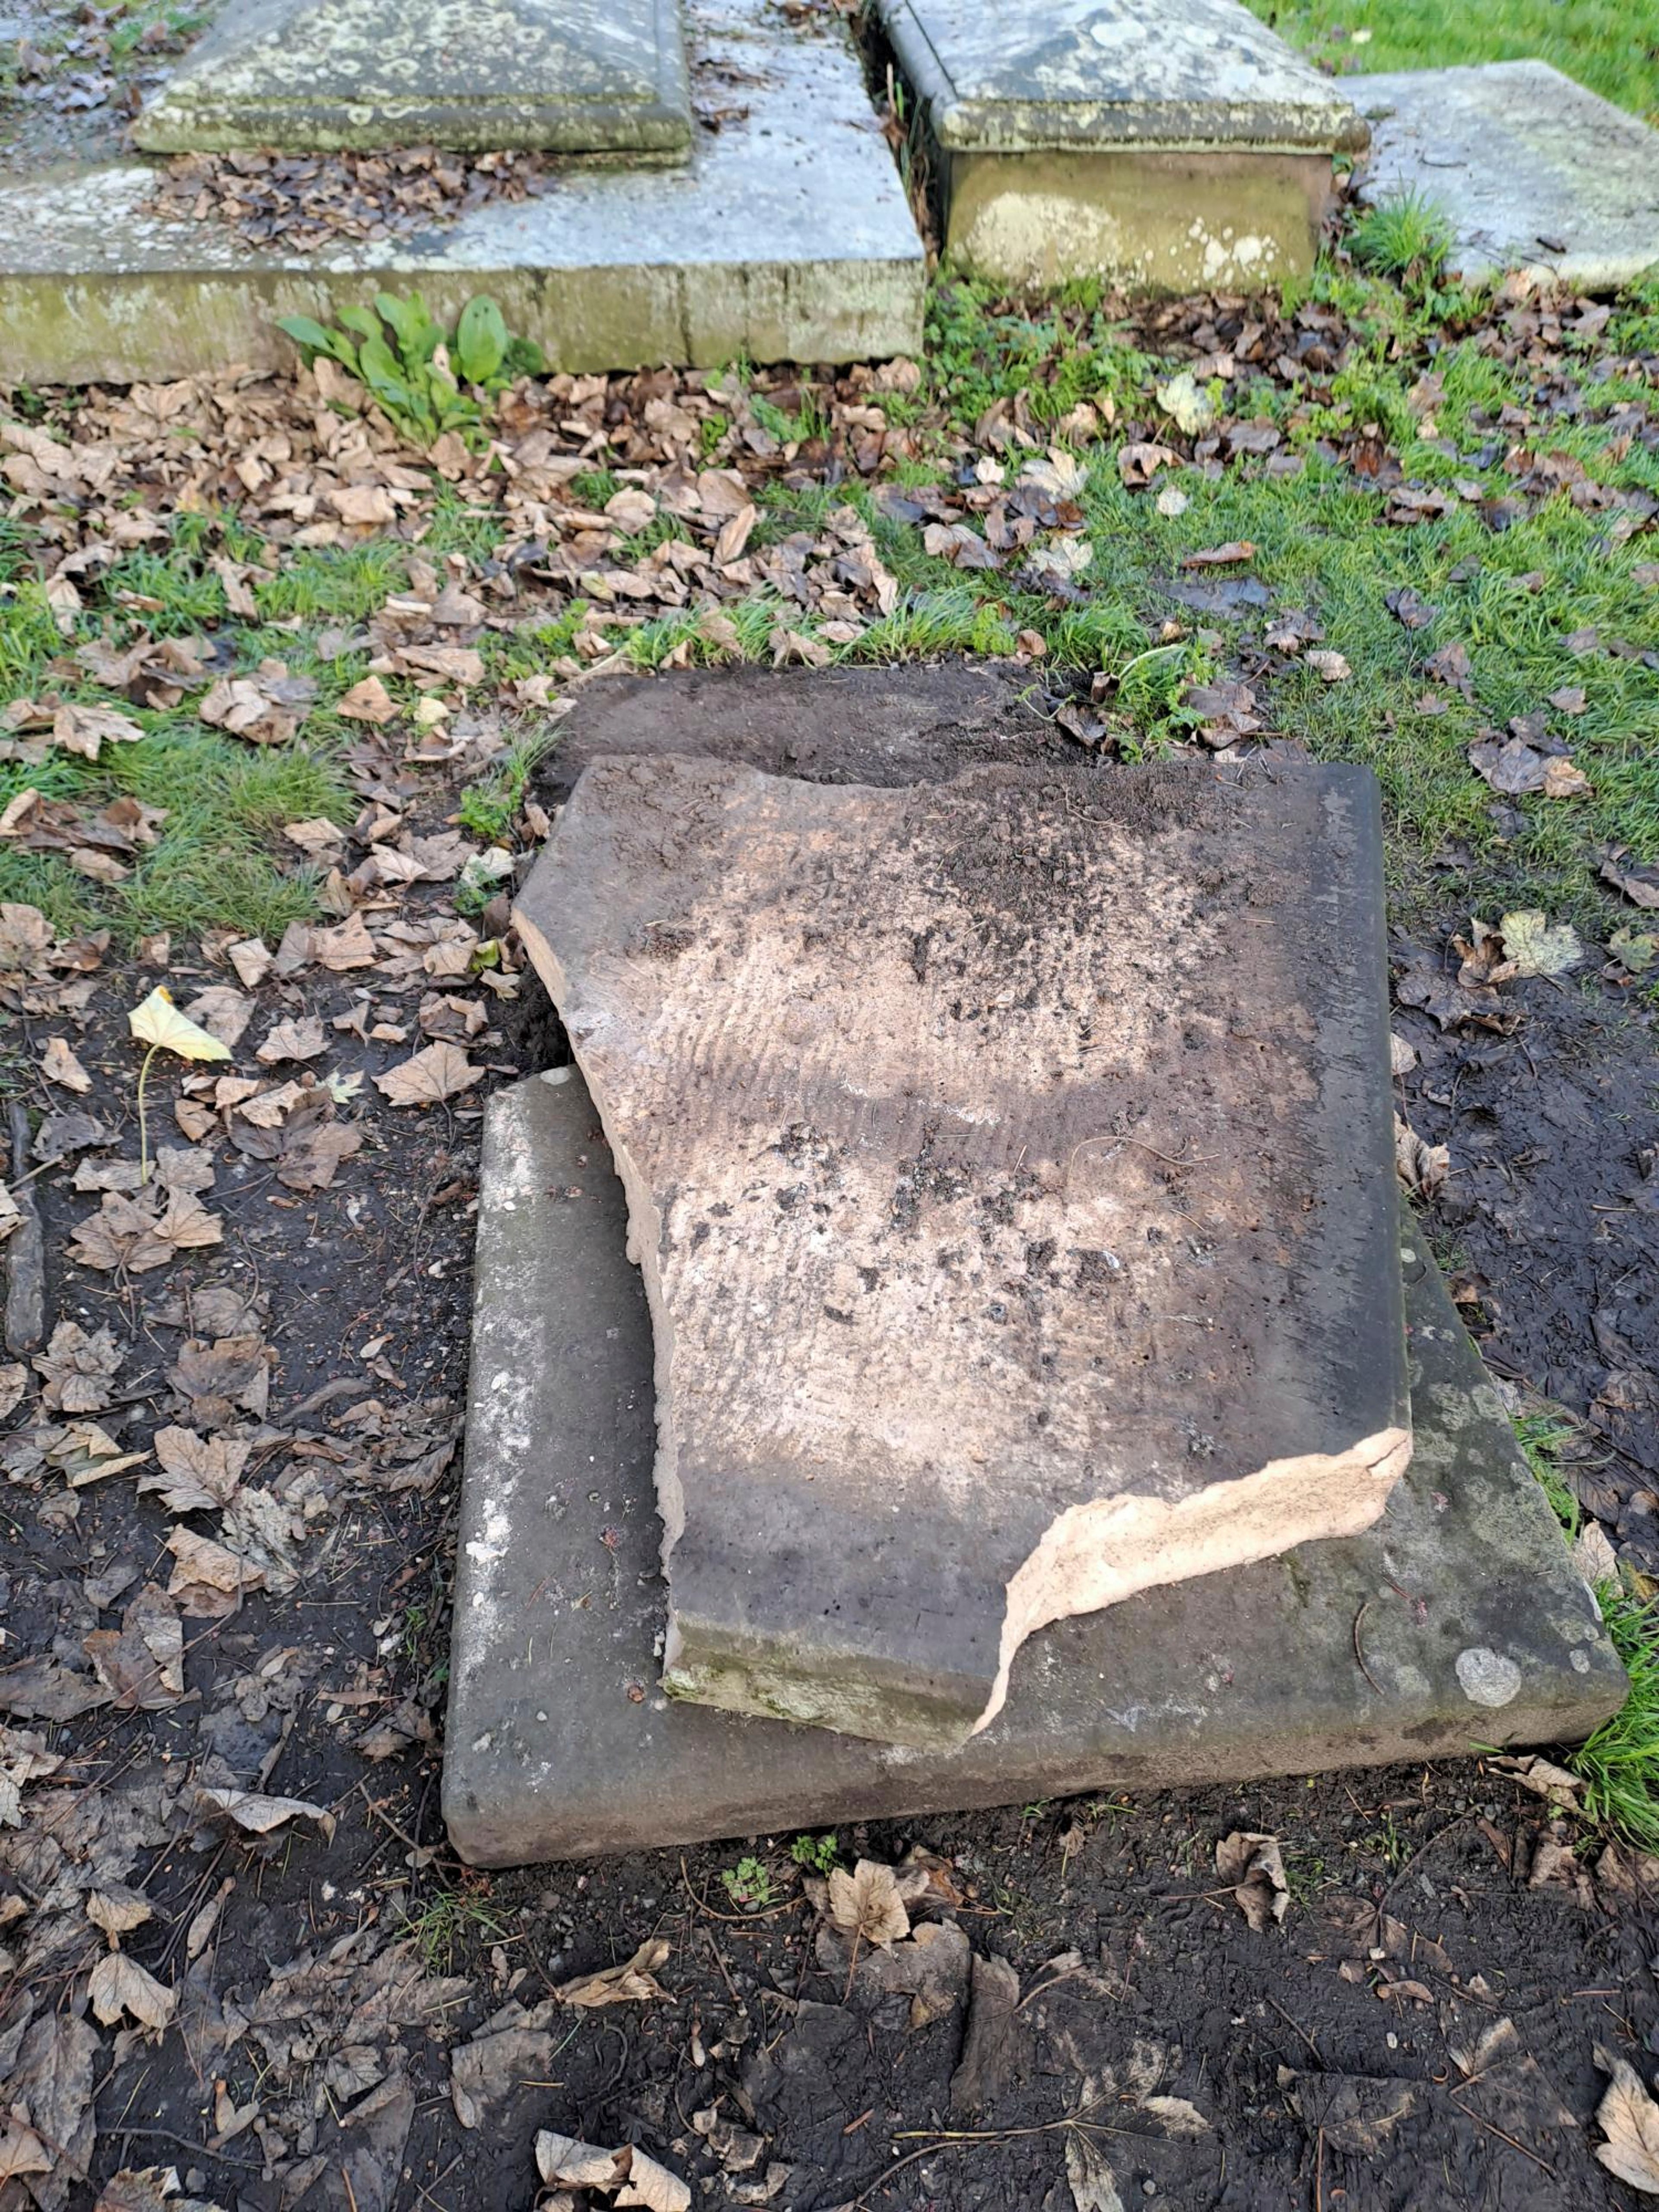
[1573,1589,1659,1850]
[1349,192,1454,286]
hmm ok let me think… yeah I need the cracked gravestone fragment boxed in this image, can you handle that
[514,755,1410,1751]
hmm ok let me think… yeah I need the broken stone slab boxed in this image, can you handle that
[514,756,1409,1751]
[133,0,691,154]
[441,1065,1626,1866]
[875,0,1367,286]
[1351,61,1659,293]
[0,0,922,384]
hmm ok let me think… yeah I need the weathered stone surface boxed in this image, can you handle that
[134,0,690,154]
[944,146,1333,289]
[1352,61,1659,292]
[0,0,922,383]
[876,0,1367,152]
[441,1066,1625,1866]
[514,756,1408,1749]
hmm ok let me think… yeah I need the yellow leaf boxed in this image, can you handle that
[127,986,232,1063]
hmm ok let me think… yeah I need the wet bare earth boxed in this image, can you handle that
[3,670,1659,2212]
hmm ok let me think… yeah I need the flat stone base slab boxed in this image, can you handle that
[1351,61,1659,292]
[0,0,922,385]
[443,1062,1625,1866]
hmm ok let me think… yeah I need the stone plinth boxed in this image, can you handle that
[514,757,1408,1751]
[441,1065,1625,1866]
[876,0,1367,286]
[134,0,691,155]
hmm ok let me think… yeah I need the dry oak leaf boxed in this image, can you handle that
[167,1524,262,1614]
[88,1951,177,2033]
[0,2117,51,2187]
[375,1040,482,1106]
[1216,1831,1289,1930]
[92,2167,184,2212]
[180,984,256,1049]
[197,675,297,745]
[1602,849,1659,909]
[51,1421,149,1485]
[337,674,398,724]
[83,1583,184,1707]
[69,1188,223,1273]
[1595,2044,1659,2193]
[554,1936,672,2008]
[1181,540,1255,569]
[41,1035,92,1092]
[311,912,378,969]
[829,1859,910,1949]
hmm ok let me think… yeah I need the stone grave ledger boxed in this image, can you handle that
[874,0,1369,287]
[133,0,693,154]
[514,756,1411,1753]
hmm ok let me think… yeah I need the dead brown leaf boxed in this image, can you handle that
[143,1424,252,1511]
[1394,1115,1449,1200]
[374,1040,481,1106]
[828,1859,911,1949]
[554,1936,672,2009]
[34,1319,122,1413]
[40,1035,92,1092]
[1595,2044,1659,2193]
[88,1950,176,2033]
[1216,1831,1288,1930]
[337,674,398,724]
[256,1014,327,1064]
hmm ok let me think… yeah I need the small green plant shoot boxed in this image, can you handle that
[276,292,543,447]
[720,1856,775,1912]
[790,1831,839,1875]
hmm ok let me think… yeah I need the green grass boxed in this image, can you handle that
[1519,1409,1583,1540]
[1350,191,1454,286]
[1522,1405,1659,1848]
[400,1877,515,1970]
[1242,0,1659,121]
[1574,1590,1659,1849]
[5,264,1658,950]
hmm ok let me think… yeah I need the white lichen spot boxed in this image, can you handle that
[1455,1645,1522,1707]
